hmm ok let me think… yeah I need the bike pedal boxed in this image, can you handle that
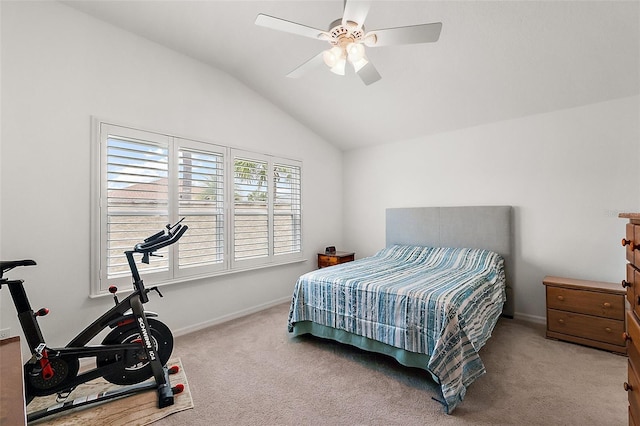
[171,384,184,394]
[168,365,179,375]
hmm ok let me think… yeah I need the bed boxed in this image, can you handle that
[287,206,514,413]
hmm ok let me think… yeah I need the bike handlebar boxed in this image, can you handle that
[134,219,188,254]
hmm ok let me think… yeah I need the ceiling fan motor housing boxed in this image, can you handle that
[327,19,365,47]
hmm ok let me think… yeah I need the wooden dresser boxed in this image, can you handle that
[543,275,626,354]
[621,213,640,425]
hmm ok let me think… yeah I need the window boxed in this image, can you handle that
[177,144,225,272]
[230,152,303,268]
[273,163,302,256]
[92,121,302,295]
[103,127,171,281]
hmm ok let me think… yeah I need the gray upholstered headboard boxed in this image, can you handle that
[386,206,514,317]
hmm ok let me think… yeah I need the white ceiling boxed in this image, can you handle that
[63,0,639,151]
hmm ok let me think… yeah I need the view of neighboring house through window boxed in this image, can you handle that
[93,121,302,295]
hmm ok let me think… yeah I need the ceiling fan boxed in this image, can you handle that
[255,0,442,86]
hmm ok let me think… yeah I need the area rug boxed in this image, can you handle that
[26,358,193,425]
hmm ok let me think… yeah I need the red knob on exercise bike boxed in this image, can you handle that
[109,285,119,305]
[35,308,49,317]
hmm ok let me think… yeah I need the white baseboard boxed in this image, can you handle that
[513,311,546,324]
[172,296,291,337]
[172,300,548,336]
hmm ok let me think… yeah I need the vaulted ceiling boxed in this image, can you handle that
[63,1,639,151]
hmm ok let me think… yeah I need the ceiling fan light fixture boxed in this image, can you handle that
[329,58,346,75]
[363,33,378,47]
[346,42,365,62]
[322,46,344,67]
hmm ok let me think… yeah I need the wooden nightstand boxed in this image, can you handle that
[317,251,355,269]
[543,275,626,354]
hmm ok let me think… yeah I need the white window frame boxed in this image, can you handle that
[91,119,303,296]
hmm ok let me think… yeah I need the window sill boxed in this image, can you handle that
[89,257,308,298]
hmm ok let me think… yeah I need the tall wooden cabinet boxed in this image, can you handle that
[621,213,640,426]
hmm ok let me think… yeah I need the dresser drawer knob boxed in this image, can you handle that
[603,302,611,309]
[605,327,612,333]
[625,382,633,392]
[623,280,632,288]
[557,318,565,324]
[623,332,632,342]
[556,295,564,301]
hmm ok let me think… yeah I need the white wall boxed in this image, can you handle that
[2,1,637,348]
[0,1,343,348]
[343,95,640,321]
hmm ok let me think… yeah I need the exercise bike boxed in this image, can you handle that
[0,219,188,422]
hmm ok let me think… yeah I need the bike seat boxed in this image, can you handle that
[1,260,37,277]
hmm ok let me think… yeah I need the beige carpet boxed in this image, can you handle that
[27,357,193,425]
[154,302,627,425]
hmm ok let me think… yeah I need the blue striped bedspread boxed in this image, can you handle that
[287,245,506,413]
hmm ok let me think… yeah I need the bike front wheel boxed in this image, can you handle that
[98,318,173,385]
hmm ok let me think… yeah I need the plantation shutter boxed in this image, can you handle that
[95,121,303,295]
[178,145,225,270]
[233,157,269,262]
[105,134,170,279]
[273,164,301,256]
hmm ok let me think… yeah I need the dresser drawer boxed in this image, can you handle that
[546,286,624,320]
[627,311,640,361]
[628,264,640,318]
[318,254,338,267]
[626,223,640,266]
[630,335,640,382]
[317,252,355,268]
[628,361,640,425]
[627,263,637,308]
[547,309,624,345]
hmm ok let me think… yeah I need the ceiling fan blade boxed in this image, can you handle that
[356,61,381,86]
[342,0,371,29]
[364,22,442,47]
[286,52,326,79]
[255,14,329,41]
